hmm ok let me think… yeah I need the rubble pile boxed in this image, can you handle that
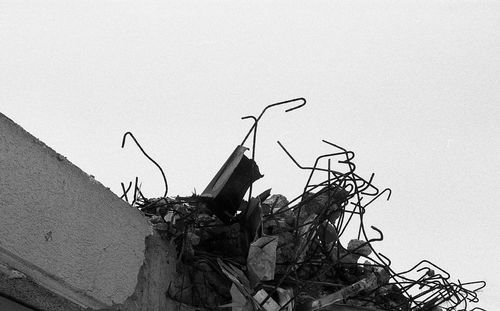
[120,99,486,311]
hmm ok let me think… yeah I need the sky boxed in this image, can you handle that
[1,0,499,309]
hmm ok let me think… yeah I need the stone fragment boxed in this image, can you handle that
[263,194,289,214]
[347,239,372,257]
[295,214,317,264]
[276,288,294,311]
[149,215,164,224]
[221,284,253,311]
[247,236,278,286]
[254,289,280,311]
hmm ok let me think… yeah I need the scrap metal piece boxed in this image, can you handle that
[217,259,252,296]
[201,145,263,223]
[298,269,390,311]
[257,189,272,202]
[243,197,263,242]
[324,305,386,311]
[218,259,264,311]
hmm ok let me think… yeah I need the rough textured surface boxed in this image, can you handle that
[0,113,152,308]
[0,263,83,311]
[100,232,197,311]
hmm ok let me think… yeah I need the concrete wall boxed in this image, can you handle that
[0,113,152,309]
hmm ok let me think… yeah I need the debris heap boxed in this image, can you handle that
[120,98,486,311]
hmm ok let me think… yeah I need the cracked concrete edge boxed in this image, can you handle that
[99,232,173,311]
[0,112,103,190]
[1,112,153,307]
[96,231,209,311]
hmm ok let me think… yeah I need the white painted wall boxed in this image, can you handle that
[0,113,152,308]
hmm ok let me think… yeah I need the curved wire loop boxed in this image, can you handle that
[240,97,306,146]
[121,131,168,198]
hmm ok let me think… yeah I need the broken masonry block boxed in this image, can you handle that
[276,288,294,311]
[221,284,253,311]
[295,214,317,265]
[188,260,232,308]
[263,194,289,215]
[149,215,164,224]
[302,186,348,216]
[262,218,290,236]
[201,145,263,224]
[196,221,246,259]
[328,239,373,265]
[250,288,294,311]
[316,221,339,245]
[347,239,372,258]
[247,236,278,287]
[275,232,295,275]
[253,289,281,311]
[218,258,256,309]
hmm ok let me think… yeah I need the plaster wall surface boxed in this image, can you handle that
[0,113,152,308]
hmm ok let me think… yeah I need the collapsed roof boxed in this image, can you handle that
[119,98,486,311]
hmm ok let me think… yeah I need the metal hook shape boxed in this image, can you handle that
[241,115,258,161]
[121,132,168,197]
[241,97,306,146]
[241,115,259,203]
[460,280,487,292]
[276,141,343,176]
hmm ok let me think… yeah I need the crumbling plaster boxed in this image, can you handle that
[0,113,152,308]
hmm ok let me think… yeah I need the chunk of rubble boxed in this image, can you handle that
[131,139,485,311]
[247,236,278,286]
[263,194,289,215]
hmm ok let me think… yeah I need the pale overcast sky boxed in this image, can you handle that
[1,0,499,309]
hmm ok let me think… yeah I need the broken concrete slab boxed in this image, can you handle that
[247,236,278,286]
[0,113,152,309]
